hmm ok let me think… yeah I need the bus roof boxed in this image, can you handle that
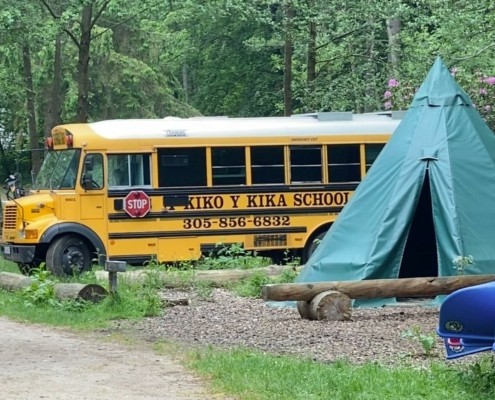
[83,112,402,140]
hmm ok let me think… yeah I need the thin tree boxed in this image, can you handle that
[40,0,111,122]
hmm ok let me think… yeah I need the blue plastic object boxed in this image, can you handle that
[437,281,495,359]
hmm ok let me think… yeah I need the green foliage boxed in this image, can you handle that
[282,249,301,267]
[401,326,437,357]
[193,280,214,301]
[199,243,270,270]
[233,266,297,298]
[458,355,495,396]
[452,255,474,276]
[21,265,58,307]
[233,271,271,298]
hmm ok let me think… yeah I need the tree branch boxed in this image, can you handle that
[451,42,495,63]
[91,0,170,40]
[90,0,112,31]
[315,25,370,52]
[63,28,81,49]
[39,0,59,19]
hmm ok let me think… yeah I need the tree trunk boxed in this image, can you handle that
[182,64,189,104]
[306,0,316,84]
[76,4,93,122]
[386,18,401,74]
[22,44,41,174]
[283,2,294,116]
[0,272,107,303]
[0,141,12,181]
[262,275,495,301]
[44,34,63,138]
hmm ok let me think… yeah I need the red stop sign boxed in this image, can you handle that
[123,190,151,218]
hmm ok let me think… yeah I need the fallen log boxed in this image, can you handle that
[95,264,300,287]
[53,283,108,303]
[262,274,495,302]
[0,272,108,303]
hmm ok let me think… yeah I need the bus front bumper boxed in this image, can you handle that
[1,244,35,263]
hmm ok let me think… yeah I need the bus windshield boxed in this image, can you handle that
[36,149,81,189]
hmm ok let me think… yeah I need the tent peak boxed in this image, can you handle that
[411,57,473,107]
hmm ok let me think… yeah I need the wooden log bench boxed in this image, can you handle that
[262,274,495,321]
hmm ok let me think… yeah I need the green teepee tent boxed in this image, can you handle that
[297,57,495,305]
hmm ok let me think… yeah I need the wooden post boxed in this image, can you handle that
[104,260,127,296]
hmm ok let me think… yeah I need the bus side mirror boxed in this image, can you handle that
[81,155,94,190]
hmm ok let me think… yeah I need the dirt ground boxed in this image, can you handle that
[0,317,228,400]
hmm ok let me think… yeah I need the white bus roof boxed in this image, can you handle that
[87,112,402,140]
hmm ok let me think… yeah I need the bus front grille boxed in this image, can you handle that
[3,205,17,230]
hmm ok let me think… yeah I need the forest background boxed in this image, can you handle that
[1,0,495,181]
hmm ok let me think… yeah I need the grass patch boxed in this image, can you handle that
[188,347,494,400]
[0,259,163,329]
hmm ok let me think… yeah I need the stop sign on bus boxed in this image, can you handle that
[123,190,151,218]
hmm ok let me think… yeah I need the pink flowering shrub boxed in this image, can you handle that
[452,68,495,130]
[382,78,417,111]
[384,68,495,131]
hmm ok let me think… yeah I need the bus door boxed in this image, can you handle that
[80,153,106,221]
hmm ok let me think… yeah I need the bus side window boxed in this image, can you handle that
[108,154,151,188]
[365,144,385,171]
[290,146,322,184]
[157,148,207,187]
[108,155,129,187]
[327,145,360,182]
[212,147,246,186]
[251,146,284,184]
[130,154,151,186]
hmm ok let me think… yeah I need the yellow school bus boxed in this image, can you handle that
[0,112,401,276]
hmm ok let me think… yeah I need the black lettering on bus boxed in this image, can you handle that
[312,192,323,206]
[324,193,334,205]
[334,192,345,205]
[247,195,257,208]
[230,195,240,208]
[294,192,351,207]
[264,194,276,207]
[277,195,287,207]
[247,194,288,208]
[185,195,224,210]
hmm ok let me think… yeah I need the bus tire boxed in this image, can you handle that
[302,231,327,264]
[46,235,92,277]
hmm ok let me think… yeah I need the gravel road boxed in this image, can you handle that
[0,317,229,400]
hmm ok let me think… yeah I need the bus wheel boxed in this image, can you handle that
[46,235,91,277]
[302,231,327,264]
